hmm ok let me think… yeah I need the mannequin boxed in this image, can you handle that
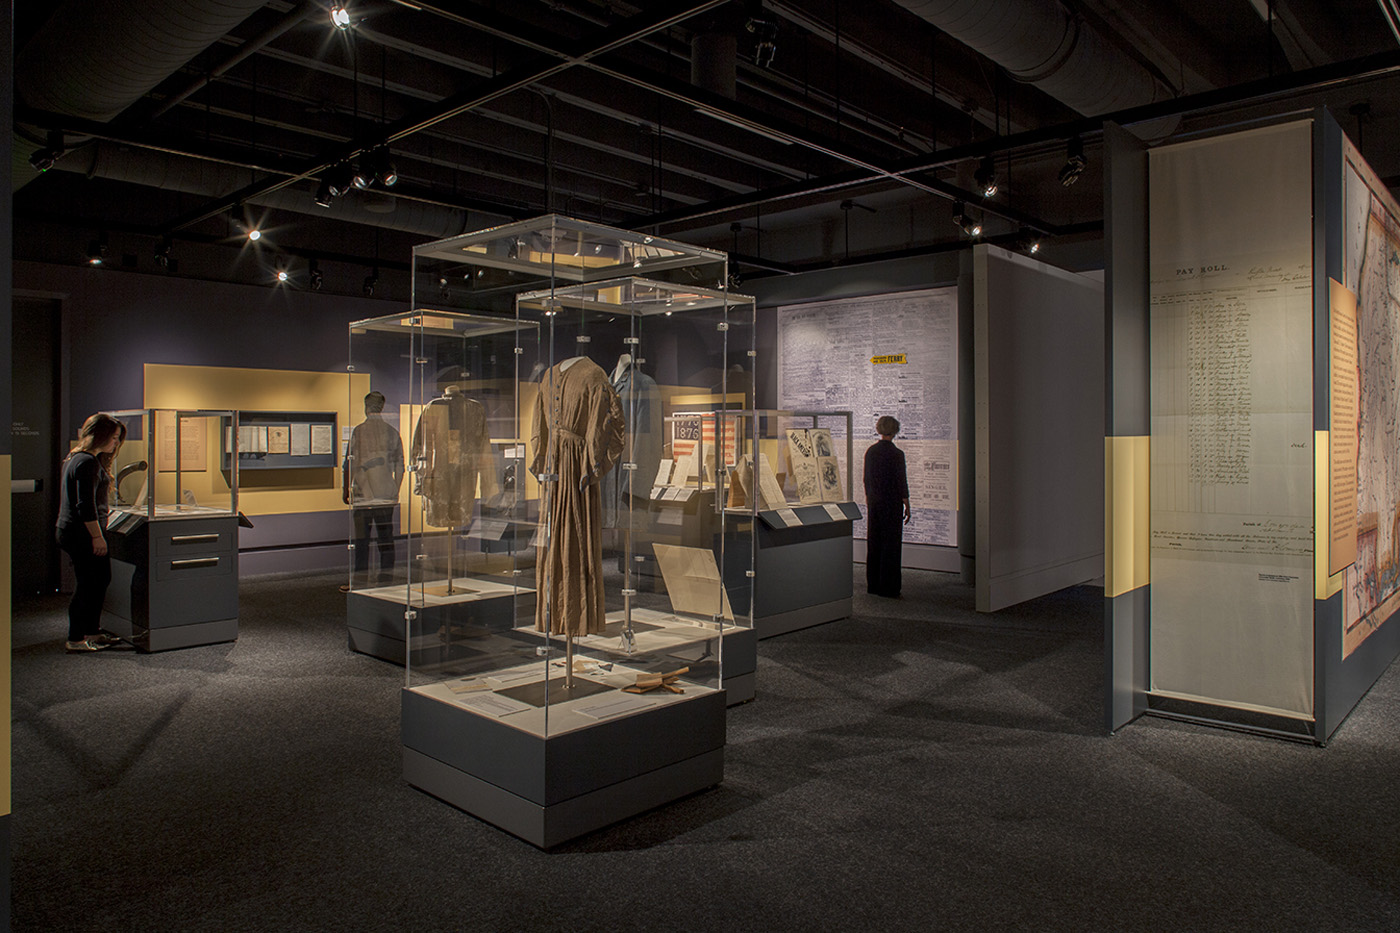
[531,356,625,684]
[411,383,497,594]
[602,352,663,529]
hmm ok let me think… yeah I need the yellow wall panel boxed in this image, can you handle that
[1105,435,1150,598]
[1,454,11,816]
[1316,430,1345,600]
[143,364,369,516]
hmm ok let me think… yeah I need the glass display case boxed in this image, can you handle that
[100,409,241,651]
[345,311,534,664]
[730,410,861,638]
[396,216,748,847]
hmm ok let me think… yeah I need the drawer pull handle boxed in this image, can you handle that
[170,534,220,545]
[170,558,219,570]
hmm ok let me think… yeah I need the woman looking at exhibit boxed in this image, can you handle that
[864,415,911,598]
[56,412,127,652]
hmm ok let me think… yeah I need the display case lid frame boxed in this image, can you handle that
[516,276,754,318]
[413,215,727,284]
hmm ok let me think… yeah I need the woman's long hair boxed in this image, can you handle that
[68,413,127,499]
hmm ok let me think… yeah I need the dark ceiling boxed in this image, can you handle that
[12,0,1400,296]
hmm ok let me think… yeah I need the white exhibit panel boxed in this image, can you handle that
[973,245,1104,613]
[1148,121,1315,719]
[775,287,959,552]
[391,216,740,847]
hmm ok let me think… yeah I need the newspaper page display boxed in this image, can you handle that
[776,287,958,547]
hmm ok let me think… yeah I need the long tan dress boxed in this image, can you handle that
[531,357,625,636]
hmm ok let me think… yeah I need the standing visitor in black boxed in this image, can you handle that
[863,415,910,598]
[56,412,127,651]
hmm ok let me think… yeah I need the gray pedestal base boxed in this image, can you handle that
[751,505,857,639]
[402,685,725,848]
[348,586,533,665]
[405,746,723,849]
[755,598,854,640]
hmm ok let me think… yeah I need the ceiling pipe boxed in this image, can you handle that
[641,47,1400,231]
[887,0,1180,139]
[51,140,500,240]
[12,0,268,190]
[160,0,732,235]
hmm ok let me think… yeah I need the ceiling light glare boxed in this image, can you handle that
[247,228,262,242]
[330,4,351,29]
[277,269,289,283]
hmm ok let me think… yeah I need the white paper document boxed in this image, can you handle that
[289,422,311,456]
[573,694,654,720]
[456,693,532,717]
[310,423,334,455]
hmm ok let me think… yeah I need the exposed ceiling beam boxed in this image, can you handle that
[159,0,731,234]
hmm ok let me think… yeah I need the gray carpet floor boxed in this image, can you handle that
[10,567,1400,932]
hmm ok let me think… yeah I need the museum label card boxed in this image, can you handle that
[823,503,846,521]
[775,507,801,527]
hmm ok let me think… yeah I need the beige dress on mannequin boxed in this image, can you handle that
[530,357,625,636]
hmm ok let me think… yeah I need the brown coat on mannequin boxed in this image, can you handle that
[410,388,497,528]
[530,357,625,636]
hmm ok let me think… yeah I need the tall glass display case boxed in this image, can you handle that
[345,311,534,664]
[101,408,241,651]
[395,216,750,847]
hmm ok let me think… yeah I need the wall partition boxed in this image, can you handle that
[1106,110,1400,742]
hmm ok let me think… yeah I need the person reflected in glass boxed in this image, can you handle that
[56,412,127,651]
[863,415,910,598]
[342,391,406,590]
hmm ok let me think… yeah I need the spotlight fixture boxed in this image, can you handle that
[351,161,372,191]
[86,236,108,266]
[276,269,290,284]
[154,236,173,269]
[247,227,262,242]
[28,130,64,172]
[951,201,981,238]
[371,147,397,187]
[326,162,356,198]
[363,268,379,297]
[309,260,323,291]
[745,15,778,68]
[314,177,335,208]
[974,156,998,198]
[1058,136,1086,187]
[330,3,351,29]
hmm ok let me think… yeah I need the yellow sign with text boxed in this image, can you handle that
[870,354,907,365]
